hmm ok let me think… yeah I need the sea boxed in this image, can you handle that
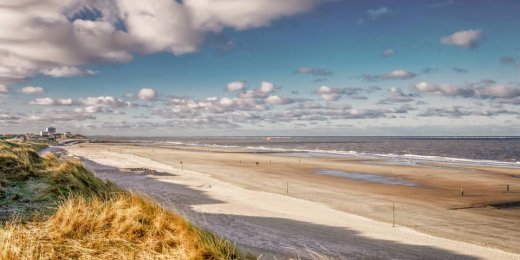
[93,136,520,168]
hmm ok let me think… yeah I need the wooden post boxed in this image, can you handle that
[392,202,395,227]
[180,161,183,171]
[286,181,289,194]
[507,185,510,193]
[460,187,464,197]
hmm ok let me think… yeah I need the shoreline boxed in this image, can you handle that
[64,143,520,258]
[93,141,520,169]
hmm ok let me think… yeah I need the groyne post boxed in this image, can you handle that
[507,184,510,193]
[286,181,289,194]
[460,187,464,197]
[392,202,395,227]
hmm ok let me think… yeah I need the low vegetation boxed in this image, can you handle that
[0,140,247,259]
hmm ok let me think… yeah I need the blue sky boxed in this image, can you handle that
[1,0,519,136]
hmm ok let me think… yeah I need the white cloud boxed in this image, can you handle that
[29,97,74,106]
[40,66,98,78]
[316,85,366,101]
[259,81,275,94]
[226,81,246,92]
[265,95,293,105]
[382,48,395,57]
[358,6,393,24]
[362,69,416,81]
[0,84,9,94]
[440,29,483,49]
[367,6,392,20]
[413,81,520,99]
[383,69,416,79]
[320,93,341,102]
[80,96,131,108]
[378,87,415,104]
[137,88,157,101]
[20,86,45,94]
[184,0,318,31]
[0,0,320,84]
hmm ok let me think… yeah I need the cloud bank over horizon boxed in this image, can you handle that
[1,0,519,136]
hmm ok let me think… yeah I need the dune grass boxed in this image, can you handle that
[0,140,249,259]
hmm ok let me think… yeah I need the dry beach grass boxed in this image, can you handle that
[0,140,246,260]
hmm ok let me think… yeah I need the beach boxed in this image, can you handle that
[64,143,520,259]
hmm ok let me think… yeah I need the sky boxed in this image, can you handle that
[0,0,519,136]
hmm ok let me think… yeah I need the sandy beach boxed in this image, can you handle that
[64,143,520,259]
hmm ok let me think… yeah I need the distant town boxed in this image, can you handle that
[0,127,87,144]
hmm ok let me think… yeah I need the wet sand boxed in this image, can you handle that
[65,143,520,259]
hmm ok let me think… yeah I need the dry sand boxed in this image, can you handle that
[64,143,520,259]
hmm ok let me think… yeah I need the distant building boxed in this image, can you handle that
[46,127,56,134]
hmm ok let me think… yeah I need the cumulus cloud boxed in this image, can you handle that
[316,86,366,101]
[259,81,275,94]
[29,95,132,115]
[378,87,416,104]
[40,66,98,78]
[384,69,416,79]
[413,81,520,99]
[0,113,23,123]
[0,0,320,84]
[317,86,342,101]
[137,88,157,101]
[358,6,393,24]
[80,96,132,108]
[20,86,45,94]
[166,96,267,115]
[382,48,395,57]
[29,97,75,106]
[226,81,246,92]
[418,106,518,118]
[362,69,416,81]
[294,67,332,76]
[440,29,483,49]
[0,84,9,94]
[265,95,294,105]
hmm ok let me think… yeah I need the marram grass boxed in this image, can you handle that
[0,140,249,259]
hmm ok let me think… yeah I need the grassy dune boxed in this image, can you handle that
[0,141,247,259]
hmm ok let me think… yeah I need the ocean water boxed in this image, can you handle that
[94,136,520,167]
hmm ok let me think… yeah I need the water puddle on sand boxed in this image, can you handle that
[314,169,417,187]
